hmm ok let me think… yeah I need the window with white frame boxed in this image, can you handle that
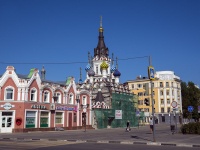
[56,92,61,103]
[69,94,74,104]
[167,99,170,104]
[166,90,169,95]
[161,99,164,104]
[166,82,169,87]
[30,89,37,101]
[44,91,50,103]
[160,90,163,96]
[5,87,14,100]
[82,96,87,105]
[55,112,63,124]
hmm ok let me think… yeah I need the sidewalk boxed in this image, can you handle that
[0,124,199,148]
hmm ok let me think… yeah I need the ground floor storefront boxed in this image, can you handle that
[0,102,92,133]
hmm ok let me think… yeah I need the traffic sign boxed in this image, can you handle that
[171,101,177,108]
[188,106,194,113]
[148,66,155,80]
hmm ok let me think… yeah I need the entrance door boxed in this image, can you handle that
[1,112,13,133]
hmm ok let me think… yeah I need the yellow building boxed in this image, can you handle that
[126,71,182,124]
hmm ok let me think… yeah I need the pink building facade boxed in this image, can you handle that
[0,66,92,133]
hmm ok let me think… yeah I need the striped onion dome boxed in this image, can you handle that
[85,63,91,72]
[110,64,116,73]
[88,68,95,76]
[113,69,121,77]
[100,61,108,70]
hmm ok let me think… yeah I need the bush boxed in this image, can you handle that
[181,122,200,134]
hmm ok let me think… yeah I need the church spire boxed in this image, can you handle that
[94,16,109,59]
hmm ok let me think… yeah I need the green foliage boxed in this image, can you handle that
[181,81,200,120]
[181,122,200,134]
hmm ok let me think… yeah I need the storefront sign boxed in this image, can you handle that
[1,103,14,110]
[31,105,46,109]
[56,106,77,111]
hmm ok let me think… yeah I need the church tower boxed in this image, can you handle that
[85,17,121,84]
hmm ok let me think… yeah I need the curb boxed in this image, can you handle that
[1,138,200,148]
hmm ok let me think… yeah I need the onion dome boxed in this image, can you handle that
[79,78,82,83]
[85,63,91,72]
[88,68,95,77]
[110,64,116,73]
[100,61,108,70]
[113,69,121,77]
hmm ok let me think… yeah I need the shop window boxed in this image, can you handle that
[55,112,63,124]
[30,89,37,101]
[44,91,50,103]
[161,108,164,113]
[26,111,36,128]
[40,111,49,127]
[5,87,14,100]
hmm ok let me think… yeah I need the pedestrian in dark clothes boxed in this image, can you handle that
[126,120,130,132]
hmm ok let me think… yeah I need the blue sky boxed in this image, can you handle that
[0,0,200,85]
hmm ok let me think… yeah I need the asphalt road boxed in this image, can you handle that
[0,141,198,150]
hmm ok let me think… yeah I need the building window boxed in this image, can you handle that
[69,94,74,104]
[131,84,134,89]
[161,108,164,113]
[44,91,50,103]
[166,90,169,96]
[96,66,98,74]
[138,100,143,105]
[171,82,173,87]
[167,107,171,113]
[161,99,164,104]
[82,96,87,105]
[56,92,61,103]
[172,90,174,96]
[166,82,169,87]
[74,113,77,123]
[5,87,14,100]
[138,92,143,97]
[26,111,36,128]
[167,99,170,104]
[30,89,37,101]
[137,84,142,88]
[55,112,63,124]
[160,82,163,87]
[144,108,149,112]
[160,90,163,96]
[40,111,49,127]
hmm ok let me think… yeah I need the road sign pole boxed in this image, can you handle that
[148,56,156,142]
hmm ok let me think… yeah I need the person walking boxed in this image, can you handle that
[149,117,153,133]
[126,120,130,132]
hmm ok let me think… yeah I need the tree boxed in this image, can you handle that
[181,81,200,120]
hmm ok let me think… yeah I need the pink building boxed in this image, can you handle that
[0,66,92,133]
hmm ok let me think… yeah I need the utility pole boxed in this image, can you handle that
[148,56,156,142]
